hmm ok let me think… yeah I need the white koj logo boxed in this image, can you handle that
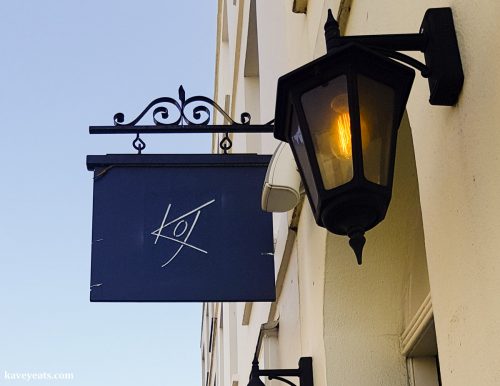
[151,199,215,267]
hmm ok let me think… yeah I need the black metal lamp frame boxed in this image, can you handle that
[272,7,464,264]
[249,358,313,386]
[324,7,463,106]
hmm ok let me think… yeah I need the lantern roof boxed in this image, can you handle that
[274,43,415,142]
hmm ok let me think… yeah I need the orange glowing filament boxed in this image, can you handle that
[332,112,353,159]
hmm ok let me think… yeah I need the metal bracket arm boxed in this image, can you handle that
[250,358,313,386]
[325,7,464,105]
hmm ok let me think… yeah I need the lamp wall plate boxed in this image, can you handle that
[420,8,464,105]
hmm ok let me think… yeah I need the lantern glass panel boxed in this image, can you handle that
[290,108,319,208]
[301,75,353,190]
[357,74,395,186]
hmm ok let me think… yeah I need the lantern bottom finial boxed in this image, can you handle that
[348,230,365,265]
[321,192,388,264]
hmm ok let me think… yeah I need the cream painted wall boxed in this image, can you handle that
[344,1,500,384]
[207,1,332,385]
[323,115,429,385]
[295,207,328,386]
[221,303,238,385]
[274,244,302,367]
[205,0,500,386]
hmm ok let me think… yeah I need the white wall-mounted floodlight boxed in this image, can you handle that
[261,142,301,212]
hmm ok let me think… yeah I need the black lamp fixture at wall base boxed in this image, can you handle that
[274,8,464,264]
[248,357,313,386]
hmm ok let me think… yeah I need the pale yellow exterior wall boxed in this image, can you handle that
[323,115,430,385]
[203,1,500,386]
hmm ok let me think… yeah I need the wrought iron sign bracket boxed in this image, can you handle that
[89,86,274,154]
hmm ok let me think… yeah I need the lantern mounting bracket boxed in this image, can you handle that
[367,47,430,78]
[325,7,464,105]
[247,358,313,386]
[89,85,274,154]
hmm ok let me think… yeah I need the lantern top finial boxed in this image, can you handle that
[324,9,340,53]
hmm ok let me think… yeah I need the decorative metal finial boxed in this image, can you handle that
[348,230,366,265]
[324,9,341,53]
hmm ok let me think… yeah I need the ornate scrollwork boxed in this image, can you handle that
[113,86,251,127]
[102,86,269,154]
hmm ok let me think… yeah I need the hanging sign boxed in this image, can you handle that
[87,154,275,302]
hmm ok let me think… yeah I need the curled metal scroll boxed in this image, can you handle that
[113,86,251,127]
[113,86,251,153]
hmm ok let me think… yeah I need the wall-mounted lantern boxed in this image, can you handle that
[274,8,464,263]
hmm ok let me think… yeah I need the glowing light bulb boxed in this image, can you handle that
[329,94,369,160]
[333,112,353,159]
[330,94,352,159]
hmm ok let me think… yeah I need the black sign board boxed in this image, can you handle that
[87,154,275,302]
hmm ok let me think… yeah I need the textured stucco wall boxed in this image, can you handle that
[210,0,500,385]
[323,116,428,385]
[342,1,500,384]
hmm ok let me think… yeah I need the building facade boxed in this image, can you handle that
[201,1,500,385]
